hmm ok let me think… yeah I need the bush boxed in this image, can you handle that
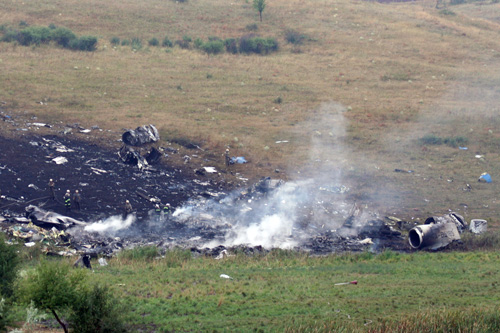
[246,23,258,31]
[70,284,127,333]
[121,39,130,46]
[175,39,191,49]
[70,35,98,51]
[118,245,159,261]
[131,37,142,50]
[284,29,306,45]
[1,28,19,43]
[110,36,120,45]
[17,260,86,332]
[50,27,77,47]
[200,39,225,55]
[162,36,173,47]
[239,35,278,54]
[0,233,20,297]
[148,37,159,47]
[224,38,238,54]
[18,26,51,46]
[194,37,203,49]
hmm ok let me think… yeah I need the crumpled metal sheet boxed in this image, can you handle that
[122,124,160,146]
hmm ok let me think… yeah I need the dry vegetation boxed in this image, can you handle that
[1,0,500,223]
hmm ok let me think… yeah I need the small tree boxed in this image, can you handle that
[0,233,20,297]
[253,0,266,22]
[17,260,86,333]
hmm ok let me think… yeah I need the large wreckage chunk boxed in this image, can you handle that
[122,124,160,146]
[25,205,86,229]
[118,145,162,170]
[408,213,466,251]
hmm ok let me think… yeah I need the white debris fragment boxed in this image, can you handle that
[25,242,36,247]
[220,274,233,279]
[98,258,108,266]
[79,129,91,133]
[52,156,68,164]
[359,238,373,245]
[203,167,217,173]
[91,167,108,174]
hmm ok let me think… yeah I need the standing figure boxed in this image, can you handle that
[48,179,55,199]
[155,204,162,222]
[163,203,171,220]
[124,200,133,219]
[73,190,81,211]
[63,190,71,211]
[225,149,230,167]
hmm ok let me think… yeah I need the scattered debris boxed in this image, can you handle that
[408,222,460,250]
[334,280,357,286]
[122,124,159,146]
[220,274,233,280]
[394,169,414,173]
[25,205,86,229]
[98,258,108,266]
[230,157,247,164]
[52,156,68,165]
[478,172,492,183]
[469,219,487,234]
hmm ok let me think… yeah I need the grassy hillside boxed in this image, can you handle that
[1,0,500,223]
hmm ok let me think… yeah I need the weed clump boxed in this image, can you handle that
[148,37,159,47]
[118,245,159,261]
[162,36,173,47]
[418,134,468,148]
[110,36,120,45]
[239,34,279,54]
[284,29,306,45]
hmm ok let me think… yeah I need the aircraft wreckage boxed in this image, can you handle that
[0,125,488,259]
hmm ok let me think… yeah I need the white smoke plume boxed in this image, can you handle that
[84,214,136,235]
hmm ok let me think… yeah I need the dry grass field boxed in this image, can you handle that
[1,0,500,224]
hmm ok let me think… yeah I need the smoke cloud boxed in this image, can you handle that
[84,214,136,235]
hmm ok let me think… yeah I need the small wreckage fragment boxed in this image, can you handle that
[408,213,466,250]
[118,145,162,170]
[122,124,160,146]
[25,205,86,229]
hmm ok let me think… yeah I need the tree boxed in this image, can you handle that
[17,260,86,333]
[253,0,266,22]
[0,233,20,297]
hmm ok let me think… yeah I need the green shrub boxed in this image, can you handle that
[131,37,142,50]
[273,96,283,104]
[110,36,120,45]
[439,9,456,15]
[182,35,192,42]
[148,37,159,46]
[418,135,468,147]
[175,39,190,49]
[194,37,203,49]
[1,28,19,43]
[118,245,159,261]
[70,35,98,51]
[50,27,77,47]
[224,38,238,54]
[284,29,306,45]
[418,134,443,145]
[121,39,130,46]
[19,20,29,28]
[0,233,20,297]
[70,284,127,333]
[200,39,225,55]
[246,23,258,31]
[48,23,57,30]
[18,26,51,46]
[239,35,278,54]
[17,260,87,332]
[162,36,173,47]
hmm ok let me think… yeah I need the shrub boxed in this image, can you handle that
[284,29,306,45]
[18,26,51,46]
[239,35,278,54]
[148,37,159,46]
[162,36,173,47]
[121,39,130,46]
[1,28,19,43]
[50,27,77,47]
[70,284,127,333]
[246,23,258,31]
[224,38,238,54]
[0,233,20,297]
[17,260,87,333]
[70,35,98,51]
[175,39,191,49]
[200,39,225,55]
[418,134,442,145]
[118,245,159,261]
[19,20,29,28]
[110,36,120,45]
[273,96,283,104]
[131,37,142,50]
[48,23,57,30]
[194,37,203,49]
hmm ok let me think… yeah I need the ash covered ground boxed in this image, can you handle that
[0,110,409,257]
